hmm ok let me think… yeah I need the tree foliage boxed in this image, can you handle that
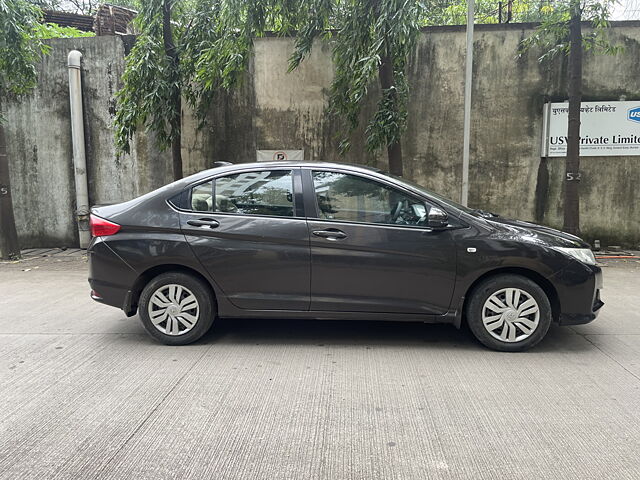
[114,0,294,160]
[114,0,178,155]
[286,0,559,164]
[520,0,621,61]
[0,0,47,96]
[426,0,554,25]
[2,2,92,98]
[287,0,421,157]
[114,0,617,177]
[35,22,95,38]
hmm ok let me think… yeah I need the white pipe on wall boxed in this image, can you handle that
[67,50,90,248]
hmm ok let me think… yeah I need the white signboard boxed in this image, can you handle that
[256,150,304,162]
[541,101,640,157]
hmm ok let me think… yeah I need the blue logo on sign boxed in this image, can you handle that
[628,107,640,123]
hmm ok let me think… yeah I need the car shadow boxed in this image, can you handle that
[193,317,590,353]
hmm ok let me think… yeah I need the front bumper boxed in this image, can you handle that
[550,262,604,326]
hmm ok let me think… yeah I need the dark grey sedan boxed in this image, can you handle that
[88,161,603,351]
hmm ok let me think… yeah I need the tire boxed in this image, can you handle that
[138,272,215,346]
[466,274,552,352]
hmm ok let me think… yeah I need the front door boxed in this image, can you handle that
[305,169,456,315]
[179,168,310,311]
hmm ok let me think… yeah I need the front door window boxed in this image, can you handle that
[312,171,426,226]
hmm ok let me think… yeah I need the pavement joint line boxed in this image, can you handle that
[570,333,640,336]
[579,333,640,383]
[92,341,217,478]
[566,329,640,336]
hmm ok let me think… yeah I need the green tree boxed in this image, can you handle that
[114,0,185,180]
[114,0,556,182]
[0,0,48,260]
[426,0,553,25]
[114,0,294,180]
[286,0,422,176]
[284,0,555,177]
[34,22,95,38]
[521,0,620,235]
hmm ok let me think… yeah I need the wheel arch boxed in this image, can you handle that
[125,264,216,317]
[460,267,560,327]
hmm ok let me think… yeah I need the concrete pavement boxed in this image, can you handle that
[1,256,639,479]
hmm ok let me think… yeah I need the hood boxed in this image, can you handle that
[483,216,590,248]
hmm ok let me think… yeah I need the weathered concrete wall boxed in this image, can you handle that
[4,36,172,248]
[208,22,640,247]
[459,23,640,247]
[4,23,640,249]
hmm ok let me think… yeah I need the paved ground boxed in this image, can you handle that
[1,253,639,480]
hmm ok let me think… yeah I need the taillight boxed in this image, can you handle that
[90,214,121,237]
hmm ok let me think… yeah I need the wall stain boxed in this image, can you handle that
[534,157,549,223]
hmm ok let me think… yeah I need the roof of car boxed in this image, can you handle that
[219,161,381,171]
[183,161,383,183]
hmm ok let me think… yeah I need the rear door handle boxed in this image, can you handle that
[187,218,220,229]
[312,229,347,240]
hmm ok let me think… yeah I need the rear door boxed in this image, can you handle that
[304,168,457,315]
[178,167,310,311]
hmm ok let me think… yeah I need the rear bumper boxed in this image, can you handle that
[88,237,138,315]
[551,263,604,326]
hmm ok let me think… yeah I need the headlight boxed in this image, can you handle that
[552,247,596,265]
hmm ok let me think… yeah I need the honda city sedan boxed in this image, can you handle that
[88,161,603,351]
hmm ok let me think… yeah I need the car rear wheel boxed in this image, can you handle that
[138,272,215,345]
[466,274,552,352]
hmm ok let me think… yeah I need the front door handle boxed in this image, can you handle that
[312,229,347,240]
[187,218,220,229]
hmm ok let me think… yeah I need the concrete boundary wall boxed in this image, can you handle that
[5,22,640,248]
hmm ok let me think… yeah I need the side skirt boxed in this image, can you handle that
[218,309,456,324]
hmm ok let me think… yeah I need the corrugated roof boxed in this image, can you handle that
[42,10,95,32]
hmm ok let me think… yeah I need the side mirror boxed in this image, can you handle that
[427,206,448,229]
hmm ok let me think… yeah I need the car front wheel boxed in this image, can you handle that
[138,272,215,345]
[466,274,552,352]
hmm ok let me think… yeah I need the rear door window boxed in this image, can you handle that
[214,170,295,217]
[190,181,213,212]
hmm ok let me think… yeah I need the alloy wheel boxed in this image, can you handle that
[481,287,540,343]
[147,284,200,336]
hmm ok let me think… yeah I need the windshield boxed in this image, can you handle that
[386,174,476,215]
